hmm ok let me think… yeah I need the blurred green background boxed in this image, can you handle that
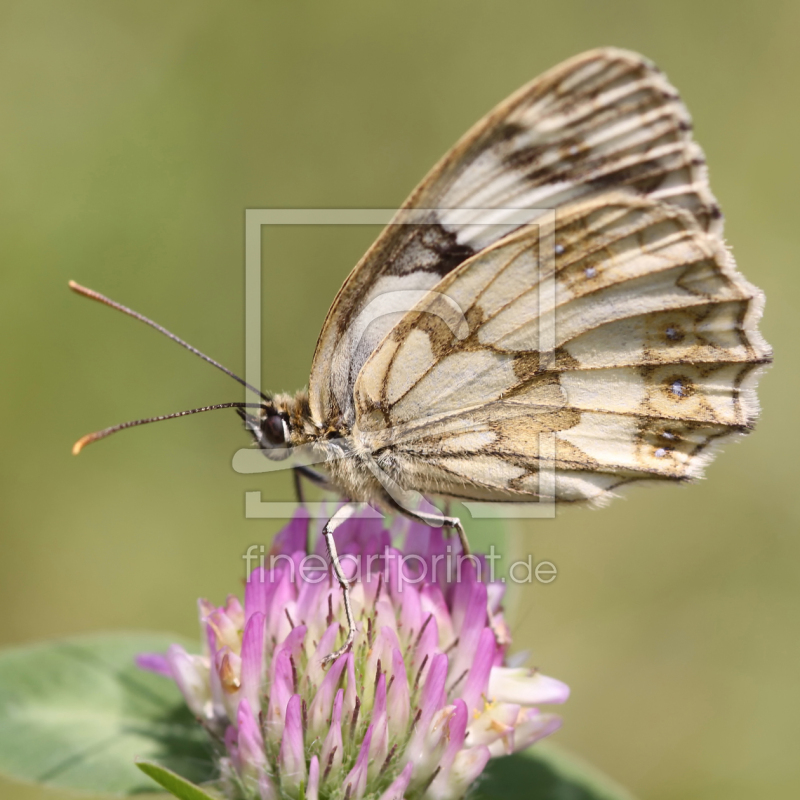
[1,1,798,798]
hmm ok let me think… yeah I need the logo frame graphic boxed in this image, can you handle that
[238,208,557,520]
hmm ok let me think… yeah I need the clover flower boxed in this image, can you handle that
[139,509,568,800]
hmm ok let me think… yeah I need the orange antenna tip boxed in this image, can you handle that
[72,434,93,455]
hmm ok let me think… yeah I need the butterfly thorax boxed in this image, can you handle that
[243,390,399,505]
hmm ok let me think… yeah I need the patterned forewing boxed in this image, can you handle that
[353,193,770,503]
[309,48,722,427]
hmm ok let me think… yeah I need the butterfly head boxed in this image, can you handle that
[239,402,290,461]
[238,393,313,462]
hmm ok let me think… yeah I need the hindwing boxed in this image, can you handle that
[352,193,770,503]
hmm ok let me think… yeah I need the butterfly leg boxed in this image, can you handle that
[292,468,306,505]
[389,500,471,555]
[293,466,338,550]
[293,465,335,501]
[321,501,361,664]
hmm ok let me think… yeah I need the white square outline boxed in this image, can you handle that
[238,208,556,520]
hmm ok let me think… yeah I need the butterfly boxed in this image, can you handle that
[72,48,772,661]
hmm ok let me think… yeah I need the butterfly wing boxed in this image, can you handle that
[309,48,721,428]
[352,193,770,504]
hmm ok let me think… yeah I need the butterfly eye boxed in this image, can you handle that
[264,413,288,446]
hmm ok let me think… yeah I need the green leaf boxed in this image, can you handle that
[136,760,221,800]
[0,632,214,796]
[476,741,636,800]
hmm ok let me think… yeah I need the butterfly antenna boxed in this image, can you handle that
[68,281,269,402]
[72,402,263,455]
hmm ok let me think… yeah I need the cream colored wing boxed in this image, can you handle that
[309,48,721,429]
[352,193,771,504]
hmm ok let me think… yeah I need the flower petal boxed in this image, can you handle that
[508,709,562,754]
[420,653,448,719]
[486,580,505,615]
[449,558,478,634]
[266,565,296,642]
[278,694,306,791]
[237,698,267,778]
[426,701,473,800]
[306,652,348,737]
[458,628,495,716]
[224,725,239,771]
[135,652,172,677]
[487,668,570,705]
[439,699,468,775]
[368,674,388,778]
[206,608,241,653]
[420,584,455,650]
[467,701,520,754]
[343,724,372,800]
[342,652,358,723]
[306,755,320,800]
[449,582,487,681]
[387,646,410,738]
[240,612,265,713]
[430,745,491,800]
[320,689,344,780]
[409,705,457,787]
[377,761,414,800]
[216,648,242,722]
[271,508,311,555]
[307,622,340,688]
[265,650,294,743]
[413,612,440,687]
[166,644,212,721]
[399,584,422,646]
[404,653,448,773]
[259,774,277,800]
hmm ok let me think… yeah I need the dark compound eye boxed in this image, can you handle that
[264,413,287,446]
